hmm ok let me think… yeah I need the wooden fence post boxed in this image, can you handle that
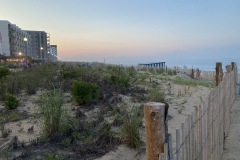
[216,62,222,86]
[169,134,174,159]
[226,65,231,73]
[144,102,166,160]
[181,123,185,160]
[231,62,238,97]
[194,106,198,160]
[164,143,169,160]
[231,62,235,71]
[176,128,180,160]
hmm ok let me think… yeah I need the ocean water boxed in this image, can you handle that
[166,58,240,72]
[113,56,239,72]
[124,56,240,72]
[69,54,240,72]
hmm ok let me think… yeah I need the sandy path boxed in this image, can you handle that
[95,145,146,160]
[222,97,240,160]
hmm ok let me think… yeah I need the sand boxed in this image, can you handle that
[0,91,42,150]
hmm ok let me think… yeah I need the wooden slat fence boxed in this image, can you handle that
[160,62,238,160]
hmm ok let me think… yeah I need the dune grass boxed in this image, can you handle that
[174,77,215,88]
[120,106,142,149]
[39,89,67,138]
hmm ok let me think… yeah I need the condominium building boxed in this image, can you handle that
[50,45,58,60]
[26,30,48,60]
[0,20,57,61]
[0,20,31,57]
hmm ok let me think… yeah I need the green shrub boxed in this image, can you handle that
[110,74,130,87]
[61,69,77,79]
[62,138,72,147]
[39,90,66,138]
[0,66,10,79]
[4,93,19,110]
[71,80,100,105]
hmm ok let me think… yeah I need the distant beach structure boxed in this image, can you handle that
[137,62,166,70]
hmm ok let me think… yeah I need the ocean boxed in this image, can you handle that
[166,57,240,72]
[123,56,240,72]
[68,55,240,72]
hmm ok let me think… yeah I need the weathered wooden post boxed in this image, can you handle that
[144,102,166,160]
[191,68,194,79]
[226,65,231,73]
[231,62,239,96]
[216,62,222,86]
[231,62,235,71]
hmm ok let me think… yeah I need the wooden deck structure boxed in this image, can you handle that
[138,62,166,68]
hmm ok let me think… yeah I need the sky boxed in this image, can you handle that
[0,0,240,66]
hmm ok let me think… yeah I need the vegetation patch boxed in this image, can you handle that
[0,110,28,124]
[4,93,19,110]
[0,62,212,159]
[71,80,100,105]
[119,106,142,148]
[0,66,10,79]
[38,90,66,138]
[174,77,214,88]
[167,69,177,75]
[147,88,165,103]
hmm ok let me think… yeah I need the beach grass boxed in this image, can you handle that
[38,89,66,138]
[120,105,142,149]
[174,77,215,88]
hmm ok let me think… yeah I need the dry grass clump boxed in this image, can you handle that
[147,88,165,103]
[119,105,142,149]
[38,89,67,138]
[174,77,214,88]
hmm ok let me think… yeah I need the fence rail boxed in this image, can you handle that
[145,62,238,160]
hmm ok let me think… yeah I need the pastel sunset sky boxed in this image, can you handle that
[1,0,239,65]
